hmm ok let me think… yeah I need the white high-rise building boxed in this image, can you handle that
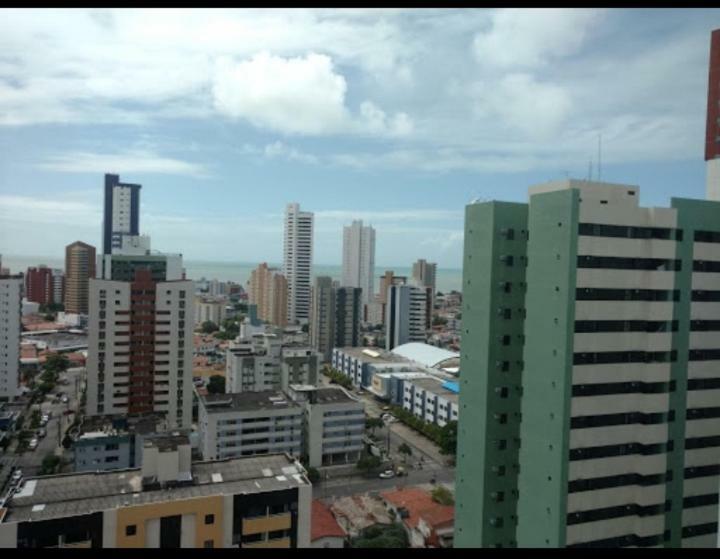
[385,284,428,350]
[86,268,194,429]
[342,220,375,308]
[283,203,314,324]
[0,274,22,401]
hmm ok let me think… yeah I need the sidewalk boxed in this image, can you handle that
[389,421,446,465]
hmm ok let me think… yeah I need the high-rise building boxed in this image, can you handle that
[455,179,720,549]
[99,236,183,282]
[51,269,64,306]
[0,274,22,401]
[103,173,141,259]
[412,259,437,291]
[342,220,375,309]
[310,277,334,361]
[375,271,406,326]
[64,241,96,315]
[385,284,427,351]
[0,449,312,548]
[24,265,54,305]
[310,277,361,362]
[248,263,288,327]
[705,29,720,201]
[283,203,313,325]
[86,268,194,429]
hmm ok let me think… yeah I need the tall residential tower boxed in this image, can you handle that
[705,29,720,201]
[342,220,375,310]
[455,179,720,548]
[64,241,96,315]
[283,203,313,325]
[103,173,141,258]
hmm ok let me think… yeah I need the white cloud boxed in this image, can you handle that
[38,150,207,177]
[263,141,319,164]
[473,8,604,69]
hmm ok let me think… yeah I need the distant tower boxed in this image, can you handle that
[102,173,142,259]
[283,203,314,324]
[706,29,720,200]
[342,220,376,311]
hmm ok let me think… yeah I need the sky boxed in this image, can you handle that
[0,8,718,268]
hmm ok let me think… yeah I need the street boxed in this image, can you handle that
[12,366,84,478]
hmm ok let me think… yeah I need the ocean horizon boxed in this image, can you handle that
[2,255,463,294]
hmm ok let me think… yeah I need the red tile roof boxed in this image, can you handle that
[311,500,346,541]
[380,487,454,531]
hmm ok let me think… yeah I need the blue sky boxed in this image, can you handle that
[0,8,718,268]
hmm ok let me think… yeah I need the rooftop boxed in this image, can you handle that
[2,453,308,524]
[200,391,301,413]
[334,346,408,364]
[78,413,166,438]
[311,500,346,541]
[314,387,358,404]
[409,378,459,402]
[380,487,454,530]
[390,343,460,370]
[143,431,190,452]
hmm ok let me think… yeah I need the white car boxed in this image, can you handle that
[378,469,395,479]
[11,470,22,484]
[28,438,39,450]
[61,396,69,404]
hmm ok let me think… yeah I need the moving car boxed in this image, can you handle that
[28,438,38,450]
[61,396,69,404]
[378,469,395,479]
[11,470,22,484]
[40,416,48,427]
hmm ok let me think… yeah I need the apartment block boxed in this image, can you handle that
[24,266,54,305]
[284,203,313,325]
[198,391,303,461]
[402,377,459,427]
[287,385,365,468]
[385,284,428,350]
[0,447,311,548]
[248,263,288,328]
[86,268,194,429]
[64,241,96,315]
[226,334,282,393]
[454,179,720,549]
[103,173,141,259]
[194,297,227,327]
[0,275,22,401]
[310,277,362,362]
[342,220,375,308]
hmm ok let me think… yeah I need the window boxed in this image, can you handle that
[126,525,137,536]
[204,514,215,525]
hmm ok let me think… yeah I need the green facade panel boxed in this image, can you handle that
[455,202,528,548]
[517,189,579,547]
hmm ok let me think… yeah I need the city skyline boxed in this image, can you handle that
[1,9,719,267]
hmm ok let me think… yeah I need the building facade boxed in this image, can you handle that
[283,203,314,325]
[706,29,720,201]
[0,275,22,401]
[103,173,141,260]
[195,298,227,328]
[385,284,428,350]
[64,241,96,315]
[310,277,334,362]
[248,263,288,328]
[0,451,311,548]
[455,179,720,549]
[24,266,54,305]
[412,259,437,291]
[198,391,303,461]
[86,268,194,429]
[225,335,283,393]
[402,377,459,428]
[342,220,375,308]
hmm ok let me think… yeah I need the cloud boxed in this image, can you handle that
[263,141,319,164]
[0,195,100,226]
[212,52,412,137]
[38,150,208,177]
[473,8,604,69]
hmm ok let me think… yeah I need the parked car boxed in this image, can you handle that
[395,467,406,477]
[39,417,48,427]
[378,469,395,479]
[382,406,390,411]
[63,410,74,416]
[28,438,38,450]
[36,428,46,439]
[11,470,22,484]
[61,396,69,404]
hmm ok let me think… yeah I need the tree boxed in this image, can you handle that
[398,443,412,463]
[40,453,61,475]
[436,291,444,297]
[356,453,381,474]
[206,375,225,394]
[431,485,454,506]
[44,353,69,375]
[305,467,321,484]
[432,316,448,327]
[201,321,219,334]
[352,523,408,548]
[438,421,458,455]
[29,409,41,430]
[301,324,309,333]
[366,417,384,436]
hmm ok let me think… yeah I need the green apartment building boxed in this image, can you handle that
[456,179,720,548]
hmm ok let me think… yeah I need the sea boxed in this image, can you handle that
[2,255,463,294]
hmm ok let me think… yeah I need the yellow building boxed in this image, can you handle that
[0,440,311,549]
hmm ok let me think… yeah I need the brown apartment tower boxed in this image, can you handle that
[64,241,96,314]
[706,28,720,200]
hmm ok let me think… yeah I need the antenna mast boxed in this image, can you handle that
[598,133,603,181]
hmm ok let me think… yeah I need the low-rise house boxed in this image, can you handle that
[380,487,454,548]
[329,494,393,537]
[311,500,346,548]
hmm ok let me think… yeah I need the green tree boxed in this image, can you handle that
[356,453,381,474]
[44,353,69,375]
[201,321,219,334]
[29,409,41,429]
[398,443,412,463]
[305,467,321,484]
[206,375,226,394]
[438,421,458,455]
[366,417,384,436]
[213,330,236,341]
[432,316,448,326]
[431,485,454,506]
[40,454,61,475]
[352,523,408,548]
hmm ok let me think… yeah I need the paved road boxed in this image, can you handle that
[14,367,84,477]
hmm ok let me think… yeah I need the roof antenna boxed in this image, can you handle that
[588,158,593,181]
[598,133,603,182]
